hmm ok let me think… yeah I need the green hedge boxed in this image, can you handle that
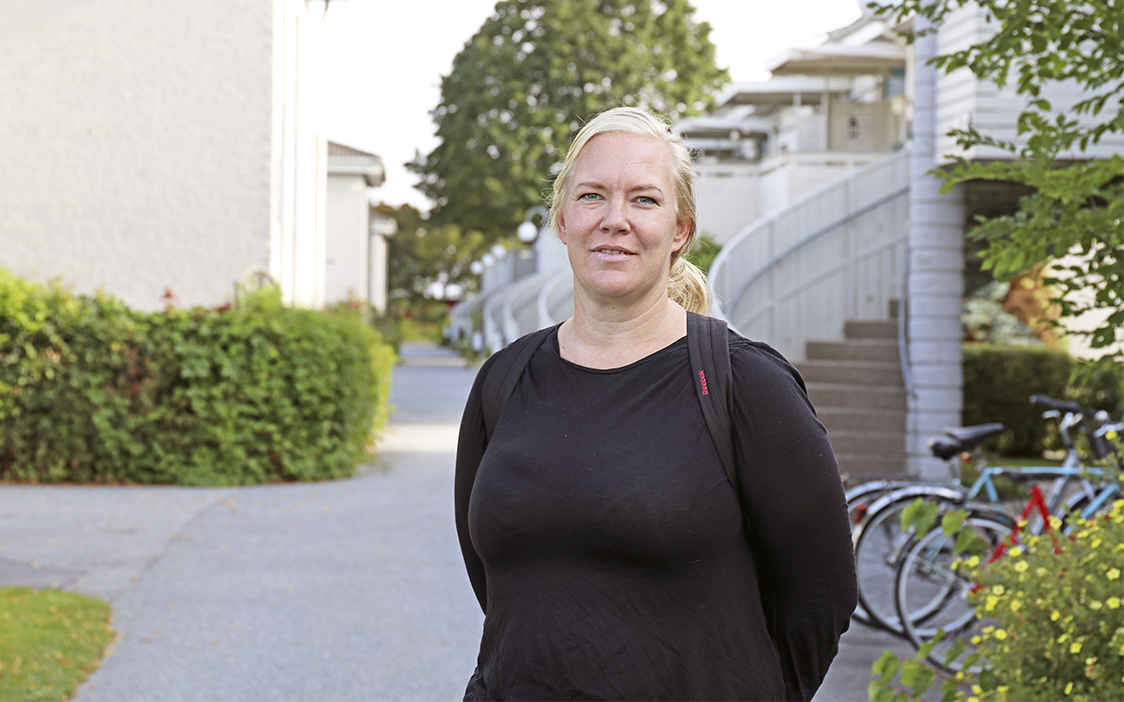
[962,344,1122,457]
[0,269,396,485]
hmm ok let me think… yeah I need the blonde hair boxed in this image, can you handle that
[548,106,712,315]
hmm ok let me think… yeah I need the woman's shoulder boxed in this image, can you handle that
[474,325,560,385]
[725,328,809,394]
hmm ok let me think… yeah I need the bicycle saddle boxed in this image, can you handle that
[926,423,1005,459]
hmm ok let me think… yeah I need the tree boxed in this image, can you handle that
[376,203,486,316]
[409,0,729,243]
[870,0,1122,373]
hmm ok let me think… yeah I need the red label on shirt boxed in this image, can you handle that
[698,370,709,396]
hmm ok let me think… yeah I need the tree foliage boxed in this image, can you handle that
[409,0,729,242]
[870,0,1123,370]
[377,203,487,312]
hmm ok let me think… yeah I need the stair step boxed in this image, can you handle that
[844,320,897,340]
[806,383,906,410]
[835,454,909,478]
[818,408,906,432]
[826,431,906,456]
[799,361,903,386]
[806,339,900,363]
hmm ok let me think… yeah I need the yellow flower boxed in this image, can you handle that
[1058,633,1069,643]
[1086,657,1097,666]
[1049,515,1063,530]
[966,555,980,568]
[1066,681,1074,695]
[971,635,982,645]
[986,595,999,611]
[1010,599,1022,612]
[1071,642,1083,654]
[1052,610,1062,621]
[1092,537,1103,548]
[1090,600,1103,610]
[995,629,1008,640]
[992,584,1005,595]
[1108,597,1121,609]
[1009,546,1022,557]
[1036,567,1048,577]
[1015,560,1029,572]
[1108,568,1121,580]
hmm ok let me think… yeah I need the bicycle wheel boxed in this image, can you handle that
[852,485,964,636]
[846,480,909,529]
[845,480,911,627]
[894,510,1013,672]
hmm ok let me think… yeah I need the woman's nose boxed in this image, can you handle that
[600,198,629,233]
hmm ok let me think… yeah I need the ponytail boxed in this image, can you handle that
[668,255,712,315]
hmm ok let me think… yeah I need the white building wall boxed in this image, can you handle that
[271,0,326,308]
[694,163,760,245]
[368,230,390,315]
[908,17,966,479]
[935,3,1123,163]
[0,0,280,310]
[324,174,369,304]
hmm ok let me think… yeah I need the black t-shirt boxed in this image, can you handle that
[454,327,856,701]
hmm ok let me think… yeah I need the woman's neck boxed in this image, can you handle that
[558,296,687,369]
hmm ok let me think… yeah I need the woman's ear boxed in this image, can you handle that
[555,214,567,245]
[671,218,691,253]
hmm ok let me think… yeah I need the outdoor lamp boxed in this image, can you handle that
[470,260,484,275]
[491,243,507,260]
[518,205,548,245]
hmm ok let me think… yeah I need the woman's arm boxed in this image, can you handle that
[454,354,497,614]
[730,340,858,702]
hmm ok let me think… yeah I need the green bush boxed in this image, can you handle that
[962,344,1122,457]
[0,269,396,485]
[869,500,1124,702]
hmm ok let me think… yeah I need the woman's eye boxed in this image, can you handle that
[636,196,657,205]
[577,192,601,201]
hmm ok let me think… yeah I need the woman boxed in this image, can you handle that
[454,107,856,701]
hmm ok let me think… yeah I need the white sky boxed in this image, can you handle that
[317,0,864,211]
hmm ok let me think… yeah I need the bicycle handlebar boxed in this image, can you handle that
[1030,395,1097,416]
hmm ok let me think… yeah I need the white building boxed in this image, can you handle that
[701,5,1120,477]
[0,0,331,310]
[325,142,396,314]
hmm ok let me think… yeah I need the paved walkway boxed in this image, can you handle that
[0,341,908,701]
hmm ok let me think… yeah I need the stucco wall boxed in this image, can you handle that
[0,0,277,310]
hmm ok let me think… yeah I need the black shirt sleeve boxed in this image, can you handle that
[454,353,499,614]
[729,338,858,701]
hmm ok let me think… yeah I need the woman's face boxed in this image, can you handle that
[556,132,691,309]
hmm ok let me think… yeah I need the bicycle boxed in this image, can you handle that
[850,395,1106,636]
[893,467,1121,672]
[890,400,1121,668]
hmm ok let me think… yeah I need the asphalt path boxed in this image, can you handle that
[0,341,908,701]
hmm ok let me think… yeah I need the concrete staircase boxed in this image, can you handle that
[797,315,907,479]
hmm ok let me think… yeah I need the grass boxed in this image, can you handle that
[0,587,115,702]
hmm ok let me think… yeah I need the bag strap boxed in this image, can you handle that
[481,326,555,439]
[686,311,737,492]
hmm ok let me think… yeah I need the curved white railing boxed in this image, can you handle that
[538,270,573,328]
[709,149,912,363]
